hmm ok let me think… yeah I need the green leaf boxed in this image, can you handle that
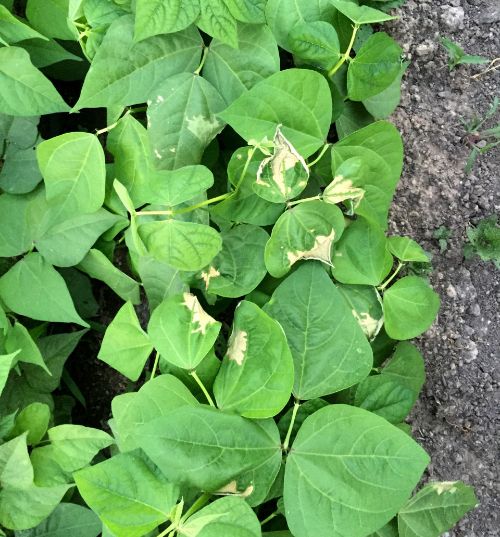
[197,0,237,48]
[0,193,34,256]
[387,236,430,263]
[0,352,19,397]
[200,224,269,298]
[398,481,477,537]
[332,217,393,286]
[37,132,106,217]
[440,37,489,70]
[330,0,397,24]
[264,263,373,400]
[7,402,50,445]
[0,483,71,531]
[0,47,69,116]
[382,341,425,395]
[26,0,78,40]
[348,33,403,101]
[146,165,214,207]
[354,374,415,423]
[179,496,261,537]
[219,68,332,158]
[75,452,179,537]
[224,0,266,23]
[5,321,48,372]
[289,21,340,70]
[337,284,384,340]
[335,100,373,139]
[265,0,336,51]
[17,502,101,537]
[19,38,83,68]
[203,23,280,105]
[383,276,440,340]
[0,135,43,194]
[265,201,345,278]
[334,121,403,228]
[134,0,200,41]
[285,405,430,537]
[368,520,399,537]
[112,374,198,452]
[254,126,310,203]
[106,113,156,208]
[139,220,222,272]
[198,525,257,537]
[77,249,141,304]
[0,433,33,488]
[148,293,221,370]
[138,405,281,491]
[0,253,88,326]
[363,62,408,120]
[98,301,153,381]
[74,16,202,109]
[213,300,294,418]
[147,73,225,170]
[0,5,47,43]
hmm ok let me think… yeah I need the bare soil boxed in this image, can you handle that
[388,1,499,534]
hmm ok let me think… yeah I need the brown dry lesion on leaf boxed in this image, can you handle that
[287,229,336,268]
[199,266,220,290]
[226,328,248,366]
[182,292,217,335]
[215,480,254,498]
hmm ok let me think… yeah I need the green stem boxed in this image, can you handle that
[307,143,331,168]
[172,193,230,215]
[194,46,209,75]
[287,195,321,208]
[328,23,360,78]
[190,371,216,407]
[150,351,160,379]
[95,111,129,136]
[378,261,405,292]
[283,400,300,451]
[129,105,148,114]
[180,493,211,524]
[157,523,175,537]
[235,146,257,191]
[260,511,279,526]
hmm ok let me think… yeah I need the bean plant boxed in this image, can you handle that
[0,1,477,537]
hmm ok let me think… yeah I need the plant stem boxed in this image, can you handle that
[378,261,405,292]
[328,23,360,78]
[180,493,211,524]
[156,523,175,537]
[287,195,321,208]
[283,400,300,451]
[235,146,257,191]
[260,511,279,526]
[194,46,209,75]
[172,193,230,215]
[150,351,159,379]
[135,209,173,216]
[190,371,216,407]
[307,143,331,168]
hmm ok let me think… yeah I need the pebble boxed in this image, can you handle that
[441,6,465,30]
[446,284,458,298]
[416,41,436,57]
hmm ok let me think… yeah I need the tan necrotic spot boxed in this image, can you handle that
[182,292,216,335]
[287,229,336,267]
[226,329,248,366]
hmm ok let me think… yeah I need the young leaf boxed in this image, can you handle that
[383,276,440,340]
[20,503,101,537]
[0,47,69,116]
[179,496,261,537]
[440,37,489,70]
[134,0,200,41]
[265,0,337,51]
[337,284,384,340]
[398,481,478,537]
[348,33,403,101]
[330,0,397,24]
[98,301,153,381]
[285,405,430,537]
[219,68,332,158]
[77,249,141,304]
[0,433,33,488]
[74,452,179,537]
[200,224,269,298]
[213,300,294,418]
[139,220,222,272]
[147,73,225,170]
[138,405,281,491]
[112,374,198,452]
[0,253,88,327]
[332,217,393,286]
[74,16,202,109]
[203,23,280,105]
[7,402,50,445]
[254,126,309,203]
[148,293,221,370]
[37,132,106,218]
[387,236,430,263]
[265,201,345,278]
[264,263,373,399]
[289,21,340,70]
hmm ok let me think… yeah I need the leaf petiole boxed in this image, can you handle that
[378,261,405,292]
[307,143,331,168]
[190,370,216,407]
[180,493,211,524]
[135,193,231,218]
[328,23,360,78]
[194,46,209,76]
[150,351,160,379]
[283,400,300,451]
[287,195,322,208]
[260,511,279,526]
